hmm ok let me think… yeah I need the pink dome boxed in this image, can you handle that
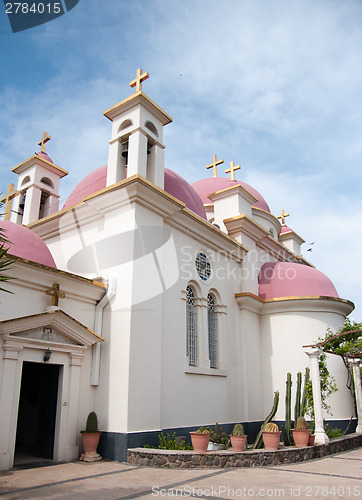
[37,151,53,163]
[192,176,271,213]
[1,220,56,268]
[63,166,207,219]
[164,169,206,219]
[280,224,293,234]
[258,262,338,300]
[63,165,107,209]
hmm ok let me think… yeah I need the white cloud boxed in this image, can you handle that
[1,0,361,317]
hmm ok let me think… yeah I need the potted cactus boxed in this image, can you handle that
[292,417,310,447]
[230,423,247,452]
[208,422,228,450]
[80,411,102,462]
[190,426,212,453]
[261,422,281,451]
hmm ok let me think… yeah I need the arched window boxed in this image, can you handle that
[118,119,132,132]
[144,120,159,137]
[207,293,217,368]
[21,175,30,186]
[186,286,197,366]
[40,177,54,188]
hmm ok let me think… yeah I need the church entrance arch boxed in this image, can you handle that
[0,310,103,471]
[15,361,61,463]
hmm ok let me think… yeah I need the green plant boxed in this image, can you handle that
[253,391,280,449]
[210,422,228,445]
[283,369,310,445]
[159,432,192,450]
[294,371,302,422]
[195,426,212,434]
[324,425,343,439]
[301,368,310,418]
[305,354,338,419]
[283,372,293,446]
[295,416,307,430]
[312,319,362,417]
[264,422,279,432]
[232,424,245,436]
[82,411,99,433]
[145,432,193,450]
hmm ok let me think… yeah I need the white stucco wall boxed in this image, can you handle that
[260,298,354,421]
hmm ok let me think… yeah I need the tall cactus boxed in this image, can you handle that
[282,372,292,446]
[283,368,310,445]
[294,371,302,421]
[253,391,279,449]
[300,367,310,417]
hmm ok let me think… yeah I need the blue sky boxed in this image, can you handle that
[1,0,362,319]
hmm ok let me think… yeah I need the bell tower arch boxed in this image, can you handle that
[104,68,172,190]
[11,133,68,225]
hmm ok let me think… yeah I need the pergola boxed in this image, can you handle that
[304,329,362,444]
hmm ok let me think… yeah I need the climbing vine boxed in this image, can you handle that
[306,319,362,419]
[305,353,338,419]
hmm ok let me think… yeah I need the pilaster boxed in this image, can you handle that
[127,130,148,178]
[22,185,42,225]
[0,342,23,470]
[305,347,329,444]
[349,358,362,434]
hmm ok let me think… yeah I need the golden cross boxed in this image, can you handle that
[130,68,149,92]
[277,209,290,225]
[38,132,51,153]
[45,283,65,307]
[225,161,241,181]
[0,183,19,221]
[206,154,224,177]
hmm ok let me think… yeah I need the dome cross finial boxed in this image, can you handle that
[278,209,290,225]
[206,154,224,177]
[0,183,19,220]
[130,68,149,93]
[225,161,241,180]
[38,132,51,153]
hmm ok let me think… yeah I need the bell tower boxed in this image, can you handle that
[11,133,68,225]
[104,68,172,189]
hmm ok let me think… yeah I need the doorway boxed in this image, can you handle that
[14,362,60,463]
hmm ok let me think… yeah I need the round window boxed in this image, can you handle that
[195,252,211,281]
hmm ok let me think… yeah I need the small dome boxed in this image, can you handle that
[192,176,271,213]
[37,151,53,163]
[1,220,56,268]
[280,224,293,234]
[63,166,207,219]
[258,262,338,299]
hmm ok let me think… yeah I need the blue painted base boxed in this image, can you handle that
[98,419,357,462]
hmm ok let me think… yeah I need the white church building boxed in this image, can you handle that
[0,69,356,470]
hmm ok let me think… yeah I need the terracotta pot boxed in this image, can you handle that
[230,435,247,452]
[308,434,315,446]
[81,432,101,453]
[292,429,310,448]
[262,431,281,451]
[190,432,210,452]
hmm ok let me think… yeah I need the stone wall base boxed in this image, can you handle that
[127,433,362,468]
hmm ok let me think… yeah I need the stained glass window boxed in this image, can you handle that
[195,253,211,281]
[207,294,217,368]
[186,286,197,366]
